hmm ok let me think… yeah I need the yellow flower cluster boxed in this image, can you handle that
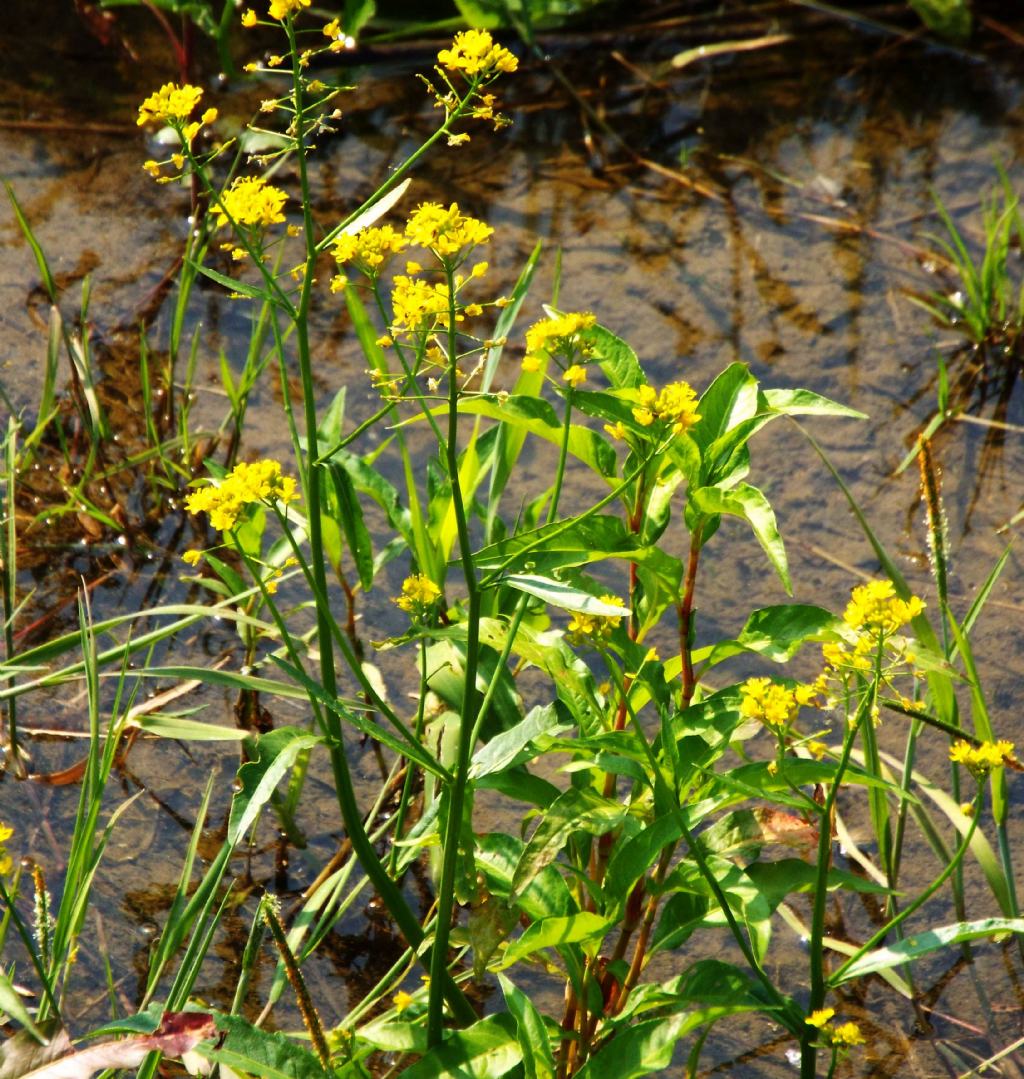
[390,275,452,332]
[137,83,204,126]
[394,574,442,615]
[437,30,518,79]
[0,822,12,876]
[566,597,623,647]
[632,381,701,434]
[215,177,288,230]
[949,739,1015,776]
[525,312,596,356]
[404,202,493,262]
[333,225,407,277]
[806,1008,864,1049]
[268,0,310,20]
[185,460,298,532]
[739,677,816,732]
[843,580,925,635]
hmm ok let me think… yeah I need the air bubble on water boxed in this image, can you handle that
[117,535,128,547]
[785,1049,801,1067]
[187,215,196,229]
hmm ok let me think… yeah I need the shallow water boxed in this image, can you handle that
[3,1,1024,1073]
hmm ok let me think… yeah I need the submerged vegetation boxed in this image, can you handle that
[0,3,1022,1078]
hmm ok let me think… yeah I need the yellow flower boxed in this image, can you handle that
[182,549,203,566]
[268,0,310,19]
[806,1008,835,1029]
[437,29,518,78]
[390,275,451,332]
[404,202,492,262]
[563,364,586,387]
[142,160,162,178]
[949,739,1015,776]
[186,460,298,532]
[525,312,595,356]
[521,354,541,373]
[566,596,623,648]
[393,990,415,1014]
[215,177,287,230]
[0,822,13,876]
[394,574,442,615]
[604,421,627,440]
[843,580,925,635]
[739,677,809,733]
[830,1021,864,1047]
[137,82,203,126]
[630,381,700,434]
[334,225,407,276]
[241,8,257,26]
[323,17,340,38]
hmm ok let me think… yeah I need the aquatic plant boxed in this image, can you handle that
[1,6,1022,1079]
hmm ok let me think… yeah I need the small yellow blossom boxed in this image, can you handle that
[447,133,471,147]
[137,82,203,126]
[566,597,623,648]
[172,152,185,169]
[404,202,492,262]
[376,335,393,348]
[215,177,287,230]
[323,17,340,38]
[739,677,811,733]
[464,303,483,317]
[843,580,925,636]
[949,739,1015,777]
[241,8,257,26]
[0,822,12,877]
[182,549,203,566]
[830,1021,864,1047]
[334,225,407,276]
[394,574,442,615]
[186,460,298,532]
[268,0,310,19]
[405,261,422,275]
[142,160,162,178]
[604,421,627,441]
[806,1008,835,1029]
[525,311,595,356]
[390,275,451,332]
[393,990,415,1014]
[563,364,586,387]
[268,54,284,67]
[630,381,701,434]
[437,29,518,78]
[521,354,541,373]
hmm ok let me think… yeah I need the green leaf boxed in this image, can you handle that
[832,918,1024,984]
[761,387,866,420]
[470,703,569,779]
[497,974,556,1079]
[502,575,629,616]
[400,1013,522,1079]
[327,462,375,591]
[689,483,790,592]
[191,262,271,303]
[0,968,45,1042]
[228,727,322,845]
[501,912,611,966]
[696,604,839,668]
[512,788,629,898]
[574,1012,696,1079]
[199,1012,329,1079]
[446,395,618,480]
[691,363,759,458]
[130,715,248,741]
[745,858,895,909]
[583,323,645,388]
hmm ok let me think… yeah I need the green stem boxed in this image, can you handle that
[828,788,983,987]
[285,24,472,1024]
[427,267,483,1046]
[548,388,574,524]
[800,686,876,1079]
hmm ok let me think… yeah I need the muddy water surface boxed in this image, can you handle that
[3,2,1024,1073]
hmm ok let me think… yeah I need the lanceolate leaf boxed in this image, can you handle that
[197,1012,330,1079]
[832,918,1024,983]
[502,575,630,616]
[399,1013,522,1079]
[498,974,556,1079]
[689,483,790,592]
